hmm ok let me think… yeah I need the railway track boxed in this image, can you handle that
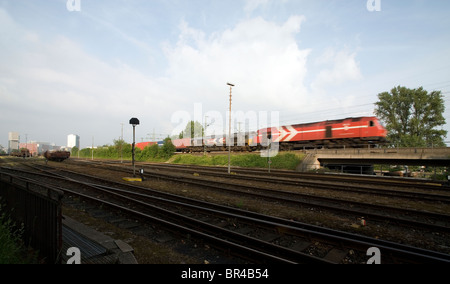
[73,159,450,203]
[0,166,307,264]
[1,163,450,264]
[140,162,449,193]
[136,162,450,203]
[66,159,450,234]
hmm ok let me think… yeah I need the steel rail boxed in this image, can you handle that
[132,162,450,201]
[65,162,450,233]
[4,165,450,264]
[0,167,326,264]
[130,161,448,189]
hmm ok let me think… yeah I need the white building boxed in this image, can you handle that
[8,132,19,154]
[67,134,80,149]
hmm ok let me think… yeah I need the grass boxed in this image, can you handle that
[73,149,305,171]
[0,209,38,264]
[170,152,305,171]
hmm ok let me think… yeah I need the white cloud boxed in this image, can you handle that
[0,6,365,146]
[311,49,362,95]
[164,16,311,112]
[163,14,365,122]
[244,0,289,14]
[244,0,271,13]
[0,9,170,145]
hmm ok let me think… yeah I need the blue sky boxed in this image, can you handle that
[1,0,449,148]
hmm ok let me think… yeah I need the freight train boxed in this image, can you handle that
[44,150,71,162]
[136,116,388,153]
[10,148,31,158]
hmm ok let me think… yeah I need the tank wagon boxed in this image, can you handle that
[44,150,71,162]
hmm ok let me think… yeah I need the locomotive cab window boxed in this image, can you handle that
[369,121,375,127]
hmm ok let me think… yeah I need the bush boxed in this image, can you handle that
[77,138,177,162]
[0,208,37,264]
[159,138,176,159]
[172,152,304,170]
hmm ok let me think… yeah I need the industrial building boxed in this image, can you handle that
[6,131,66,156]
[8,132,19,154]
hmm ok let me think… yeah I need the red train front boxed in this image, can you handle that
[257,116,387,149]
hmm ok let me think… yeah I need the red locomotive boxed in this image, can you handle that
[256,116,387,150]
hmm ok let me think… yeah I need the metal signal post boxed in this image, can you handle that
[227,83,235,174]
[129,117,140,177]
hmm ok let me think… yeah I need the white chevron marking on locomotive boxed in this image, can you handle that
[285,125,302,141]
[275,126,292,142]
[275,124,370,142]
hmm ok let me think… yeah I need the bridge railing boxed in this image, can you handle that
[308,147,450,156]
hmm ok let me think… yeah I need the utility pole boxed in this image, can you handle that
[120,123,124,163]
[237,121,243,147]
[204,115,208,156]
[24,133,28,158]
[227,83,235,174]
[268,135,272,173]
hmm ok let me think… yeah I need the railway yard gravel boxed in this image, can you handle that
[1,157,449,264]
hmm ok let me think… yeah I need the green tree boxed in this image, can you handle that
[374,86,447,147]
[148,143,160,158]
[71,146,79,156]
[179,121,204,138]
[113,139,127,159]
[159,137,176,159]
[79,148,91,158]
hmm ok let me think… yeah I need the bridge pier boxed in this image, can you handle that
[296,153,320,172]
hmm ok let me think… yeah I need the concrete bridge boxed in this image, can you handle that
[297,147,450,172]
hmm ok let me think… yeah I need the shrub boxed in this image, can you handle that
[0,207,38,264]
[172,152,304,170]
